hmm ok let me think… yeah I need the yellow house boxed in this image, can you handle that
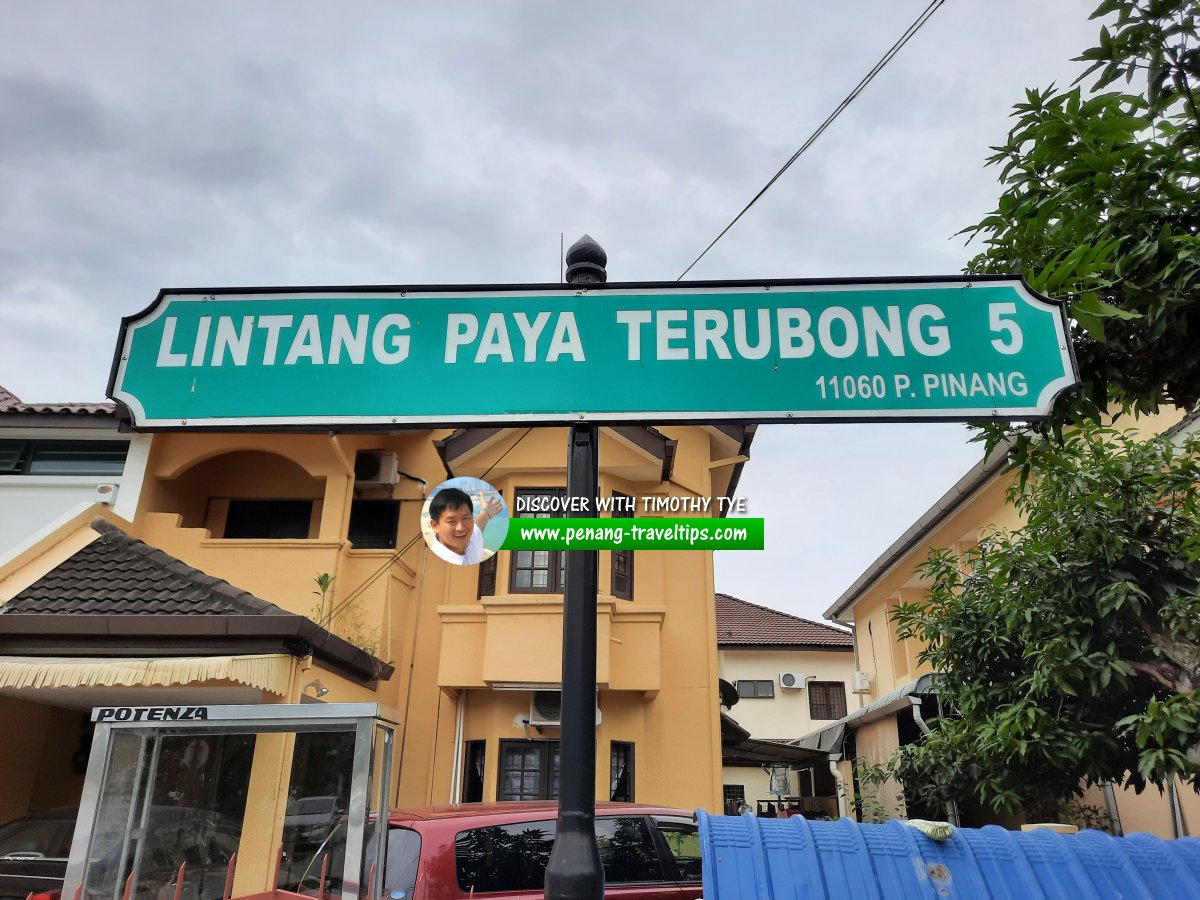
[809,409,1200,837]
[0,418,751,825]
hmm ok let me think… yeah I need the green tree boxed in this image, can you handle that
[964,0,1200,448]
[892,427,1200,812]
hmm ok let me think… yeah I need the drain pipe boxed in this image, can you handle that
[449,691,466,803]
[909,696,960,826]
[1100,782,1125,836]
[828,754,848,820]
[1168,780,1190,838]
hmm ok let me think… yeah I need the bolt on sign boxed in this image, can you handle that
[108,277,1078,427]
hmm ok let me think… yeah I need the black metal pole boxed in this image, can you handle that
[545,236,607,900]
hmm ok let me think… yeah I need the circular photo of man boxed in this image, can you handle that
[421,477,509,566]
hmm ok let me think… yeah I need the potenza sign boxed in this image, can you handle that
[108,278,1078,427]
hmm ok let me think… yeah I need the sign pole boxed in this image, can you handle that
[545,236,606,900]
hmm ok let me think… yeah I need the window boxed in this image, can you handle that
[0,440,128,476]
[722,784,746,815]
[462,741,486,803]
[652,815,702,882]
[510,488,566,593]
[735,679,774,699]
[610,742,634,802]
[595,817,662,883]
[477,554,497,597]
[455,817,667,894]
[610,491,634,600]
[498,740,559,801]
[0,817,75,860]
[808,681,848,720]
[347,500,400,549]
[456,821,555,893]
[224,500,313,539]
[381,828,422,900]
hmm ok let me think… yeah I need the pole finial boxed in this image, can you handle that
[564,234,607,284]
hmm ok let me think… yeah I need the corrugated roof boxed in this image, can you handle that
[2,520,291,617]
[698,812,1200,900]
[793,673,941,753]
[0,385,20,410]
[716,593,852,648]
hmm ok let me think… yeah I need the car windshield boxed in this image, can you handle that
[0,818,75,860]
[294,799,336,816]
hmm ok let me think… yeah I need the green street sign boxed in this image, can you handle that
[108,278,1077,427]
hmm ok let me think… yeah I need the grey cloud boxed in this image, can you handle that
[0,70,115,161]
[0,0,1102,613]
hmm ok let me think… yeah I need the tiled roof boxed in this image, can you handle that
[0,401,116,416]
[715,593,852,648]
[2,520,292,617]
[0,384,116,416]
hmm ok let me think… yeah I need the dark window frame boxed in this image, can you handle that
[509,487,566,594]
[497,739,560,801]
[808,681,848,720]
[0,439,129,476]
[224,499,314,539]
[610,491,634,600]
[477,554,497,598]
[735,679,775,699]
[347,499,401,549]
[609,741,634,802]
[462,740,486,803]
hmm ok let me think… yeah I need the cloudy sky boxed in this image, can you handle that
[1,1,1102,621]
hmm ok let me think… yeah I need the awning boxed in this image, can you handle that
[0,653,294,695]
[721,711,826,765]
[723,737,826,766]
[793,672,941,752]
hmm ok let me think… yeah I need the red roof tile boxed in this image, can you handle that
[0,400,116,416]
[8,401,116,414]
[715,593,852,648]
[0,385,20,410]
[0,383,116,416]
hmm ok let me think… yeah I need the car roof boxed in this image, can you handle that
[387,802,693,824]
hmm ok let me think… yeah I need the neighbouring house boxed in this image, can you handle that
[715,592,854,817]
[800,408,1200,838]
[0,385,151,563]
[0,399,754,826]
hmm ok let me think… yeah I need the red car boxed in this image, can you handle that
[368,802,703,900]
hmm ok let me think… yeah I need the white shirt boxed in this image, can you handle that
[430,526,485,566]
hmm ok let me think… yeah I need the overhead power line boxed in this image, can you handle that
[677,0,947,281]
[324,428,534,626]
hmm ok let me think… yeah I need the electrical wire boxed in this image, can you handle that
[324,428,535,625]
[676,0,947,281]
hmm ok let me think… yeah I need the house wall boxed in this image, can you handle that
[0,696,52,823]
[718,648,854,738]
[0,432,151,565]
[104,424,729,815]
[837,408,1200,836]
[852,718,905,820]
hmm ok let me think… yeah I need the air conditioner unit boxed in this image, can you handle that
[778,672,807,690]
[850,671,873,694]
[528,690,602,727]
[354,451,399,488]
[529,691,562,726]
